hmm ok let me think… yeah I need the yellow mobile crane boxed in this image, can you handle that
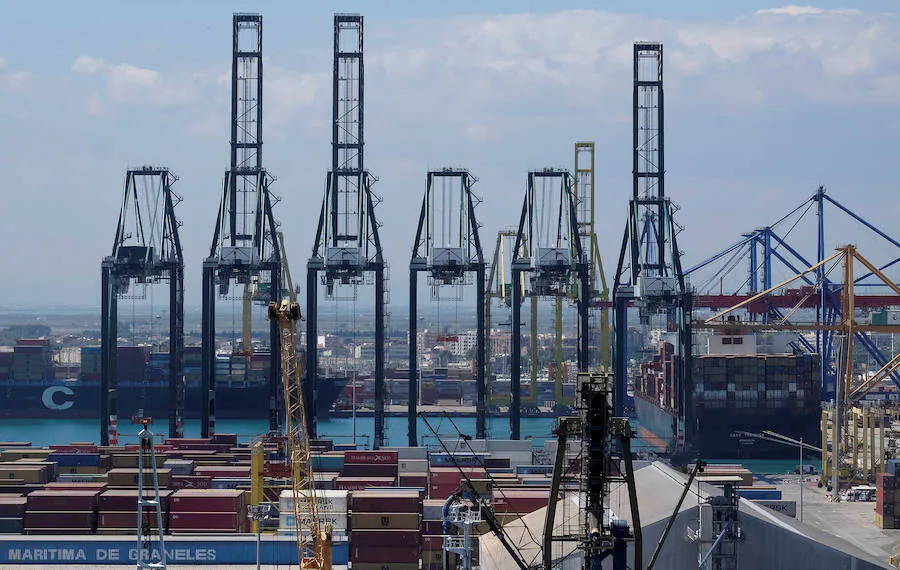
[269,300,332,569]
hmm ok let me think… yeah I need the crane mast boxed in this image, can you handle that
[269,300,332,569]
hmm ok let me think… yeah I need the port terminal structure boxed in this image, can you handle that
[409,169,487,445]
[612,43,693,445]
[101,167,185,445]
[510,169,590,440]
[307,14,388,447]
[202,14,283,438]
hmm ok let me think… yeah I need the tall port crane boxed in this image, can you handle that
[202,13,282,437]
[101,167,184,444]
[485,229,539,410]
[308,14,387,447]
[573,142,610,370]
[698,245,900,493]
[409,169,486,444]
[510,169,589,439]
[269,300,332,569]
[612,43,693,446]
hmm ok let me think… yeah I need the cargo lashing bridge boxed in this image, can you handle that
[307,14,388,448]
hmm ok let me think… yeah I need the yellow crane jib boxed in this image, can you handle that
[268,300,332,570]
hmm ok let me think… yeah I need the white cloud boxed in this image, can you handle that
[71,56,195,111]
[755,6,862,16]
[72,55,105,75]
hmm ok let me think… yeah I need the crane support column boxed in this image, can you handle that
[375,262,386,449]
[305,263,320,439]
[201,262,215,438]
[511,266,523,440]
[475,263,487,439]
[409,269,418,446]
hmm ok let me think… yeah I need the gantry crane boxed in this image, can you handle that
[698,245,900,493]
[269,300,332,569]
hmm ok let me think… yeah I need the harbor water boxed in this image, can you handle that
[0,416,563,448]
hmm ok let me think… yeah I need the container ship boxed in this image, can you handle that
[0,340,346,420]
[633,332,822,458]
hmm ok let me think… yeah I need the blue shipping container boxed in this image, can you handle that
[51,453,101,467]
[736,489,782,501]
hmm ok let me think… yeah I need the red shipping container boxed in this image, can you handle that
[342,463,399,478]
[422,520,444,535]
[352,545,420,563]
[26,511,96,529]
[422,534,444,550]
[194,466,250,478]
[172,476,213,490]
[399,475,428,488]
[170,511,244,531]
[98,510,168,529]
[170,489,246,513]
[334,477,396,491]
[351,529,421,547]
[211,433,239,446]
[344,450,399,465]
[352,491,422,513]
[0,496,26,518]
[44,482,107,492]
[98,489,174,512]
[26,490,100,511]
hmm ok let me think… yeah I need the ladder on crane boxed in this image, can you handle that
[269,300,332,569]
[135,416,167,569]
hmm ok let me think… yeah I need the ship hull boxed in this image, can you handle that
[0,378,346,421]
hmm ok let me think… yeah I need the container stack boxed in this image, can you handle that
[429,466,487,499]
[12,339,52,381]
[169,489,248,534]
[24,489,100,534]
[876,473,900,529]
[278,489,349,541]
[350,490,422,570]
[0,495,26,534]
[422,499,458,570]
[97,489,174,534]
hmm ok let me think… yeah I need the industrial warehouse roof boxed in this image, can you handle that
[478,461,895,570]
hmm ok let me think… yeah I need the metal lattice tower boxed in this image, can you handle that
[409,169,486,445]
[613,43,693,445]
[510,169,589,439]
[308,14,387,447]
[136,419,167,569]
[202,13,282,438]
[101,167,184,445]
[574,142,611,369]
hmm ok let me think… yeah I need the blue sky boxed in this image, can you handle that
[0,2,898,310]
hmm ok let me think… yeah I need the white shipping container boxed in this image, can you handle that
[399,459,428,474]
[752,500,797,518]
[279,489,349,514]
[279,512,349,531]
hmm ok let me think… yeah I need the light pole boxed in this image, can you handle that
[799,436,804,522]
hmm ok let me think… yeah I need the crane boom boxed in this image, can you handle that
[269,300,331,569]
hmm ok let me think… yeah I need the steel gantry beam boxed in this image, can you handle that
[307,14,388,447]
[409,169,486,445]
[101,167,184,445]
[613,43,693,450]
[202,13,282,438]
[510,169,589,439]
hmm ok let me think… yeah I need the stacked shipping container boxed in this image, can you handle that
[876,473,900,529]
[350,490,422,570]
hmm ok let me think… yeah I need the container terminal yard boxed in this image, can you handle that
[3,5,900,570]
